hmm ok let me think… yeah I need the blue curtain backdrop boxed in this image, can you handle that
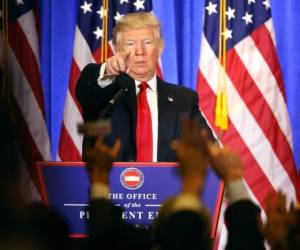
[40,0,300,170]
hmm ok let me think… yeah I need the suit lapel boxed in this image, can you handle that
[157,77,177,161]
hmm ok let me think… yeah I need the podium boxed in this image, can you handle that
[37,162,223,238]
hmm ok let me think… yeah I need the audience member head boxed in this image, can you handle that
[225,200,264,250]
[153,196,211,250]
[288,208,300,250]
[26,203,70,250]
[156,210,211,250]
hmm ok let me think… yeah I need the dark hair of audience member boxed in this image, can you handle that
[288,209,300,250]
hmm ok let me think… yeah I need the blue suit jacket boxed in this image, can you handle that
[76,63,213,161]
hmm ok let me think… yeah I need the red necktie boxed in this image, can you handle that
[136,82,153,162]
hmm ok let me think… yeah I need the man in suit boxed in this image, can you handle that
[76,12,213,162]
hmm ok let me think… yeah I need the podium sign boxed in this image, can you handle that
[37,162,223,238]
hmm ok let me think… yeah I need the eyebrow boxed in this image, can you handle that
[124,36,154,40]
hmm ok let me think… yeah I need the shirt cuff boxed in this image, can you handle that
[97,62,114,88]
[170,193,203,213]
[90,182,110,199]
[226,179,249,205]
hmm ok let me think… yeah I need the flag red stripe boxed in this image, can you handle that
[227,49,298,190]
[92,47,102,63]
[197,70,276,209]
[251,24,286,99]
[92,45,114,63]
[223,127,276,209]
[8,21,45,116]
[68,59,83,113]
[58,123,81,161]
[11,97,44,194]
[212,224,222,250]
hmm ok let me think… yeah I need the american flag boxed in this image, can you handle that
[57,0,152,161]
[0,0,51,200]
[197,0,299,248]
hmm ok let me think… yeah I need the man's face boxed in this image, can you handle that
[116,27,163,81]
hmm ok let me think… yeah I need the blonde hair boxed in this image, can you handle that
[112,12,162,45]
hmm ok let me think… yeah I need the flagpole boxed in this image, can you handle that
[101,0,109,62]
[215,0,223,129]
[104,0,109,61]
[215,0,228,132]
[221,0,228,130]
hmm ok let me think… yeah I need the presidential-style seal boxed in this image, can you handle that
[120,168,144,190]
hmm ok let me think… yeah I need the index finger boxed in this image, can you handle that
[124,49,135,74]
[117,50,133,74]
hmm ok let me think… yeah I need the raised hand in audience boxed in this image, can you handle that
[207,143,243,185]
[171,118,210,195]
[85,138,121,185]
[263,192,299,250]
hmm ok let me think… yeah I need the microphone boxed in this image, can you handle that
[97,87,128,119]
[77,73,131,138]
[97,72,132,119]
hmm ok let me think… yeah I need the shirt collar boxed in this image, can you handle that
[135,74,157,94]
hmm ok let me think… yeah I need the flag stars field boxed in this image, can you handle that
[93,27,103,40]
[226,7,236,20]
[97,6,107,19]
[80,1,92,14]
[120,0,129,4]
[222,28,233,40]
[242,12,253,25]
[114,11,124,22]
[206,2,218,15]
[133,0,145,11]
[262,0,271,10]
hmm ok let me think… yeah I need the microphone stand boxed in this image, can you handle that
[77,85,129,156]
[97,87,128,119]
